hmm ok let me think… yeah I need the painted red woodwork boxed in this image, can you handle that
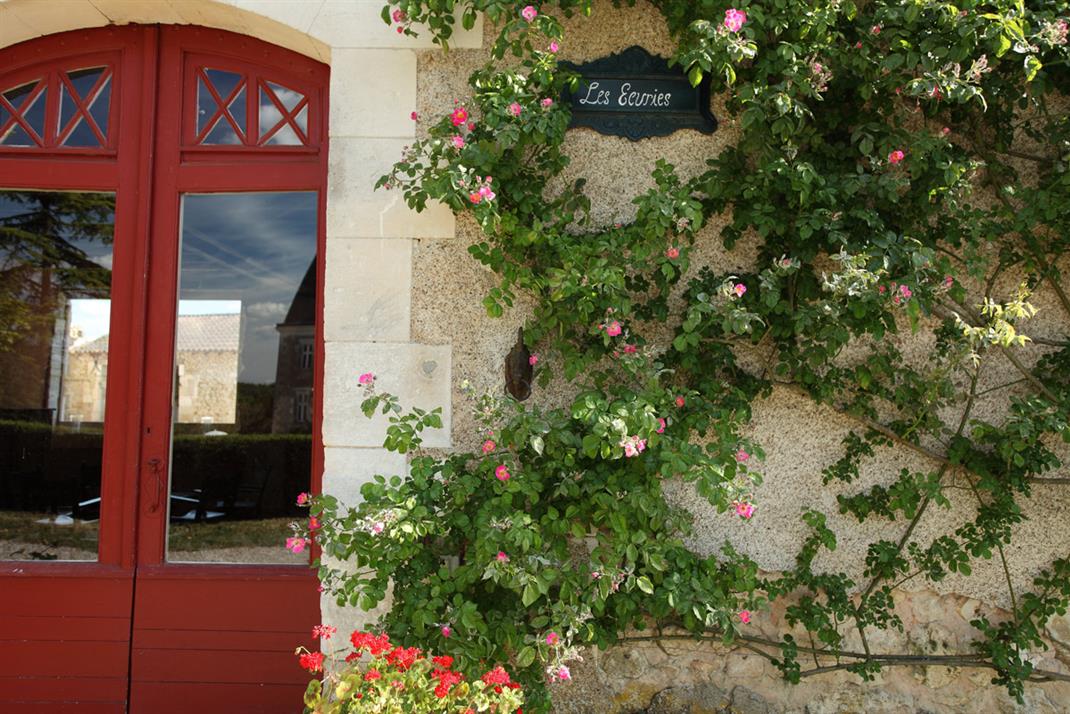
[0,48,120,152]
[0,25,328,713]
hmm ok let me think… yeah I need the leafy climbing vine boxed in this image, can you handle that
[306,1,1070,711]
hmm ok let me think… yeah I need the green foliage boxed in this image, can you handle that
[312,1,1070,709]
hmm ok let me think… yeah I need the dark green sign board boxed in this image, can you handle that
[562,46,717,141]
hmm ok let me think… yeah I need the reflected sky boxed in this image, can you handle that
[179,192,317,383]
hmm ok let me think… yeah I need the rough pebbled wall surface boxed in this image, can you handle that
[409,1,1070,712]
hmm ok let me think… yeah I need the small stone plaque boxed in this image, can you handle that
[562,46,717,141]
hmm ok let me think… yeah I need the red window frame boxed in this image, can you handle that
[0,47,122,153]
[0,25,328,713]
[138,25,329,568]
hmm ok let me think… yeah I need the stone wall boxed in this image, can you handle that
[405,3,1070,712]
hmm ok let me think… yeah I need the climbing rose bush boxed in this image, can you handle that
[301,365,761,712]
[299,629,524,713]
[307,0,1070,711]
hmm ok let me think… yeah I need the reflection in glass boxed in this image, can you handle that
[0,190,115,561]
[1,81,46,147]
[259,81,306,146]
[197,69,245,145]
[168,192,316,564]
[58,67,110,147]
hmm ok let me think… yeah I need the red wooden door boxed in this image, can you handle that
[0,26,327,713]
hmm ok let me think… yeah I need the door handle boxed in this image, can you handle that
[146,457,164,513]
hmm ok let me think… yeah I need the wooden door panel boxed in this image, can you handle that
[0,573,132,709]
[8,702,126,714]
[0,676,128,704]
[129,682,304,713]
[130,568,318,712]
[0,640,130,677]
[132,649,308,685]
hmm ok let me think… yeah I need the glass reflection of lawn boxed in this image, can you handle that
[0,511,295,560]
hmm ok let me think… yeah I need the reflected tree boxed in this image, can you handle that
[0,191,114,409]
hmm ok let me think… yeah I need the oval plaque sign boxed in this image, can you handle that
[562,46,717,141]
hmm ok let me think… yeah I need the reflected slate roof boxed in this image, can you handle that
[279,259,316,327]
[73,313,240,353]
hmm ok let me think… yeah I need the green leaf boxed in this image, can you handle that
[997,33,1012,58]
[462,7,477,31]
[522,584,539,607]
[688,65,703,87]
[636,576,654,594]
[1024,55,1042,82]
[516,646,536,668]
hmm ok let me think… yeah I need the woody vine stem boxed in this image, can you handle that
[303,2,1070,711]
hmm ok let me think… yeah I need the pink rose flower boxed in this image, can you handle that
[450,107,469,127]
[557,665,571,681]
[479,184,496,201]
[723,8,747,32]
[529,354,539,365]
[871,24,882,34]
[482,439,496,454]
[546,632,560,646]
[371,521,385,535]
[666,246,679,259]
[541,98,554,108]
[623,344,637,354]
[899,284,913,300]
[521,5,537,22]
[738,610,751,624]
[496,551,509,562]
[736,449,749,462]
[495,464,511,481]
[441,625,452,638]
[452,135,465,149]
[296,492,310,506]
[469,192,482,205]
[675,396,685,408]
[733,283,747,298]
[942,127,951,136]
[358,372,375,385]
[657,417,666,434]
[888,149,905,164]
[605,320,622,337]
[549,40,560,53]
[509,102,523,117]
[391,9,406,23]
[410,111,419,121]
[735,501,755,519]
[286,536,309,554]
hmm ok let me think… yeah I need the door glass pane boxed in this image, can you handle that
[1,81,45,147]
[197,69,245,145]
[0,190,115,561]
[259,82,306,146]
[168,192,316,564]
